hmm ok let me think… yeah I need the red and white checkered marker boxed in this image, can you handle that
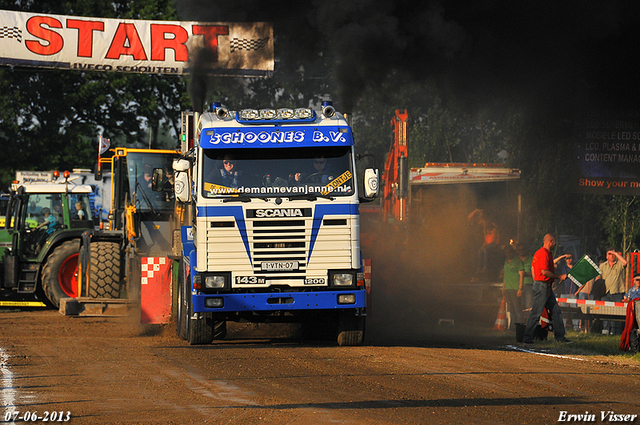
[140,257,171,324]
[141,257,167,285]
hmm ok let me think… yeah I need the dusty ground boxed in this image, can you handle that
[0,307,639,425]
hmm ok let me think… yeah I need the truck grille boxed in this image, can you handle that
[204,214,353,281]
[252,219,307,274]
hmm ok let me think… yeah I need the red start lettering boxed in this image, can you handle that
[192,25,229,61]
[24,16,228,64]
[66,19,105,57]
[150,24,189,61]
[25,16,63,55]
[105,23,147,60]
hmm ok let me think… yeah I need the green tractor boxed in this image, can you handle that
[0,178,118,307]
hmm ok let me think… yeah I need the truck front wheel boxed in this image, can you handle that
[41,239,81,308]
[176,262,188,340]
[337,311,365,346]
[178,263,224,344]
[185,300,215,345]
[185,311,225,343]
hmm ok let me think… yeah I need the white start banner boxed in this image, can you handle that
[0,9,274,76]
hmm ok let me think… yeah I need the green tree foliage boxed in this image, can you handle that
[0,0,187,190]
[1,0,637,254]
[599,196,640,255]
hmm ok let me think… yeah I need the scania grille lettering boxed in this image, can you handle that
[247,208,312,218]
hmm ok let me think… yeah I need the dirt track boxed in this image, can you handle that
[0,308,638,424]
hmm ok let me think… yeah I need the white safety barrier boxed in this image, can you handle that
[557,298,627,308]
[557,297,628,317]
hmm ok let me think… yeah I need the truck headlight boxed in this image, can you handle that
[205,275,227,289]
[331,271,355,286]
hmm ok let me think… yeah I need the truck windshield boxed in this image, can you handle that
[201,146,355,198]
[127,152,176,211]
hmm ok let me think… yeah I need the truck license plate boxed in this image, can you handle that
[261,261,299,271]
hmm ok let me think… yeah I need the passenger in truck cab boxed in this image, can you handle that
[289,171,305,186]
[208,154,240,189]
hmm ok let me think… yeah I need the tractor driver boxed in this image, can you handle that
[36,208,57,235]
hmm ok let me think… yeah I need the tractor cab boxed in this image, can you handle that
[0,181,95,306]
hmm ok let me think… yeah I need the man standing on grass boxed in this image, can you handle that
[522,234,572,344]
[601,248,627,302]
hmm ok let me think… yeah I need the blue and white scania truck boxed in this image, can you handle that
[172,102,379,346]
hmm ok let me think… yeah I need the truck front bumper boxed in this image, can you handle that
[192,290,366,313]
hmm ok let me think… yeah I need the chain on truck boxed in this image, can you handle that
[173,102,379,346]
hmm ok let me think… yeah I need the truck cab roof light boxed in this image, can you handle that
[260,109,277,119]
[240,109,260,120]
[278,108,295,119]
[294,108,313,119]
[237,107,316,123]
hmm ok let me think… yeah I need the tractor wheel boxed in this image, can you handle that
[41,239,81,308]
[337,311,365,346]
[88,241,122,298]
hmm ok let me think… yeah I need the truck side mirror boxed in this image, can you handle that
[173,158,190,172]
[174,172,190,203]
[362,168,379,199]
[173,158,191,203]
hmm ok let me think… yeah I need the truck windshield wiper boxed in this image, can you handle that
[221,196,269,203]
[222,196,251,203]
[286,194,317,201]
[286,193,336,201]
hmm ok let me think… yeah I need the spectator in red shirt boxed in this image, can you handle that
[522,234,573,344]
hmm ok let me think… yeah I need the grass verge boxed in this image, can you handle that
[522,330,640,365]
